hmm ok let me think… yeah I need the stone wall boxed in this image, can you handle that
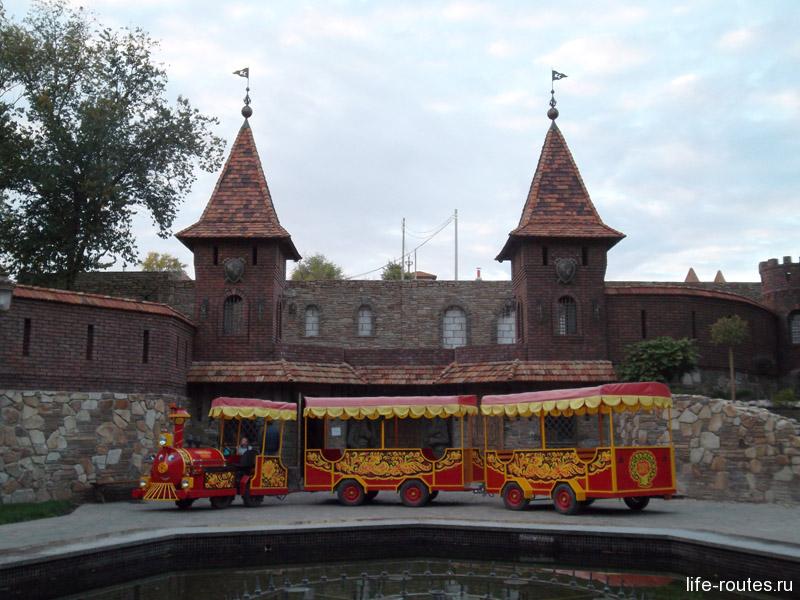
[618,395,800,504]
[0,389,184,504]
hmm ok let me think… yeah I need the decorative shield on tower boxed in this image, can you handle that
[555,257,577,284]
[223,257,245,283]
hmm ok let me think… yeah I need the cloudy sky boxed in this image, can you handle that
[6,0,800,282]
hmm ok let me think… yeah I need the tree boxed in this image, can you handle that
[381,260,406,280]
[0,1,224,288]
[291,253,344,281]
[617,337,699,383]
[711,315,749,401]
[139,251,186,273]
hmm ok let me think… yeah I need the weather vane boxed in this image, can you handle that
[233,67,252,118]
[549,69,567,120]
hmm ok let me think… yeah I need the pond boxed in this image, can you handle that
[68,558,758,600]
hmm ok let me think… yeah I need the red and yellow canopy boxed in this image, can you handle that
[481,382,672,418]
[209,397,297,421]
[304,395,478,420]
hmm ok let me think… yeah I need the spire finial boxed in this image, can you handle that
[548,69,567,120]
[233,67,252,118]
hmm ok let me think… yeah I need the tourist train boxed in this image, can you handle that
[132,382,677,514]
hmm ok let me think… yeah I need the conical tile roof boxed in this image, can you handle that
[177,120,300,259]
[497,122,624,261]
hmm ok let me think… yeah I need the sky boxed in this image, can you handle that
[5,0,800,282]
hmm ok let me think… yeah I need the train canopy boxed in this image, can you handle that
[480,382,672,418]
[303,395,478,420]
[209,397,297,420]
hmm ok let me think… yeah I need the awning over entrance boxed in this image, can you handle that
[304,395,478,420]
[208,397,297,420]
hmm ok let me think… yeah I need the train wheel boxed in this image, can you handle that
[175,499,195,510]
[243,489,264,508]
[502,483,529,511]
[428,490,439,502]
[337,479,365,506]
[209,495,234,509]
[399,480,430,507]
[623,496,650,511]
[365,490,379,502]
[552,483,581,515]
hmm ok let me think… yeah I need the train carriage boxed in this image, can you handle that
[302,395,482,506]
[481,382,677,513]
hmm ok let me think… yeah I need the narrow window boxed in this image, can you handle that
[691,311,697,339]
[276,301,283,340]
[86,324,95,360]
[252,245,258,266]
[142,330,150,364]
[176,335,180,366]
[790,313,800,344]
[357,306,374,337]
[497,305,516,344]
[641,310,647,339]
[556,297,577,335]
[22,318,31,356]
[305,306,320,337]
[213,246,219,265]
[223,295,244,334]
[184,340,189,367]
[542,246,549,266]
[442,307,467,348]
[581,246,588,266]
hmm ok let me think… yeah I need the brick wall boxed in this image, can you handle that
[606,291,779,374]
[759,257,800,378]
[192,239,288,361]
[0,296,193,394]
[281,280,516,349]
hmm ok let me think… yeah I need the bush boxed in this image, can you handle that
[773,388,797,406]
[617,337,699,383]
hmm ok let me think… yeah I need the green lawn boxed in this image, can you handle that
[0,500,75,525]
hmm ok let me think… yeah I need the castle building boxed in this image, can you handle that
[2,101,799,455]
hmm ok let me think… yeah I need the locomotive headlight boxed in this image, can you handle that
[181,478,190,489]
[158,435,167,446]
[139,479,148,488]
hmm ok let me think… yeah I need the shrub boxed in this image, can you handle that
[773,388,797,406]
[617,337,699,383]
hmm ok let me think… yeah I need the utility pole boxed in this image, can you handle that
[401,217,405,282]
[454,209,459,281]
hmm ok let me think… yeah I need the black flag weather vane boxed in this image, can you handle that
[550,69,567,108]
[233,67,252,118]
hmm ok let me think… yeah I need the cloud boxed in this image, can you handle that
[441,1,494,22]
[537,36,649,75]
[717,27,755,51]
[487,40,515,58]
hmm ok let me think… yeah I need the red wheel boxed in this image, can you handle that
[623,496,650,511]
[502,483,529,511]
[337,479,365,506]
[399,480,430,507]
[552,483,581,515]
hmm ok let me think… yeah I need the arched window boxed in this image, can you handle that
[305,306,320,337]
[443,307,467,348]
[497,304,516,344]
[791,312,800,345]
[556,296,577,335]
[223,295,244,335]
[357,306,373,337]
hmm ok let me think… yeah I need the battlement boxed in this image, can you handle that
[759,256,800,299]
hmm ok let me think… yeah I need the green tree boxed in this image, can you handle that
[291,253,344,281]
[710,315,749,401]
[139,251,186,273]
[0,1,224,288]
[381,260,406,280]
[617,337,699,383]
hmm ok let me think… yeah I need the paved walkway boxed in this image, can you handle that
[1,494,799,566]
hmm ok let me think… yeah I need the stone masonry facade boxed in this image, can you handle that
[0,389,183,504]
[618,395,800,504]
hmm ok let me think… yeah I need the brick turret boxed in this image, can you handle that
[177,116,301,361]
[496,110,623,360]
[759,256,800,376]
